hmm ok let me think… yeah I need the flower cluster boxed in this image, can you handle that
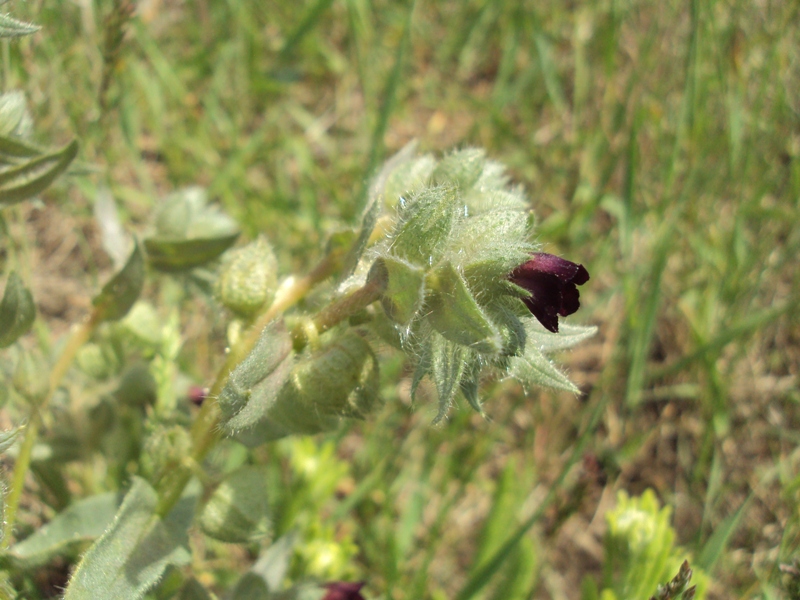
[359,146,595,420]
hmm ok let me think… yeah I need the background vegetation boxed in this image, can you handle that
[1,0,799,598]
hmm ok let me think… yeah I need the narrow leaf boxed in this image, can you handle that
[93,239,145,322]
[0,14,40,38]
[0,135,42,160]
[0,271,35,347]
[0,139,78,206]
[0,426,20,454]
[144,233,239,272]
[64,477,198,600]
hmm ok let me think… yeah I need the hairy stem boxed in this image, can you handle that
[2,311,100,547]
[157,249,346,516]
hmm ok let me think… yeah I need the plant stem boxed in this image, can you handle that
[1,311,100,548]
[157,249,346,516]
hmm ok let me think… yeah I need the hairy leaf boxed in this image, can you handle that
[6,492,119,570]
[0,271,35,348]
[64,477,198,600]
[0,139,78,206]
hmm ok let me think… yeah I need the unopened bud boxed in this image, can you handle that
[217,236,278,318]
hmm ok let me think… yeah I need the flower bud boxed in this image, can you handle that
[217,236,278,318]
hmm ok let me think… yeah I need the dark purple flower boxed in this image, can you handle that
[322,581,366,600]
[509,253,590,333]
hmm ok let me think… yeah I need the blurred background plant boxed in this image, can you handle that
[0,0,797,599]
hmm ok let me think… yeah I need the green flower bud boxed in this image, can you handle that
[217,236,278,318]
[140,425,191,485]
[77,342,119,381]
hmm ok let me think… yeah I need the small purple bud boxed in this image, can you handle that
[322,582,366,600]
[187,385,209,406]
[509,253,590,333]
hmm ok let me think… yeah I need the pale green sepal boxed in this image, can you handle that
[431,147,486,190]
[410,329,433,401]
[370,256,426,325]
[430,333,467,424]
[426,262,501,355]
[6,492,119,570]
[0,271,35,348]
[390,185,459,266]
[526,321,598,353]
[64,477,199,600]
[199,466,270,544]
[508,349,579,394]
[459,357,484,415]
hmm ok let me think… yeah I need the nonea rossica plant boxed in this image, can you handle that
[218,145,597,443]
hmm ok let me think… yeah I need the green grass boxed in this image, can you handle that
[3,0,800,598]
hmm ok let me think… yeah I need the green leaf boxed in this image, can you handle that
[390,185,460,266]
[430,332,467,424]
[93,239,145,322]
[0,139,78,206]
[0,271,35,348]
[339,187,382,281]
[426,262,501,354]
[199,466,271,544]
[0,135,42,160]
[144,234,240,272]
[64,477,198,600]
[6,492,119,570]
[231,573,270,600]
[176,578,214,600]
[370,256,426,325]
[0,14,39,38]
[145,186,240,272]
[0,426,20,454]
[219,320,294,432]
[250,532,298,591]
